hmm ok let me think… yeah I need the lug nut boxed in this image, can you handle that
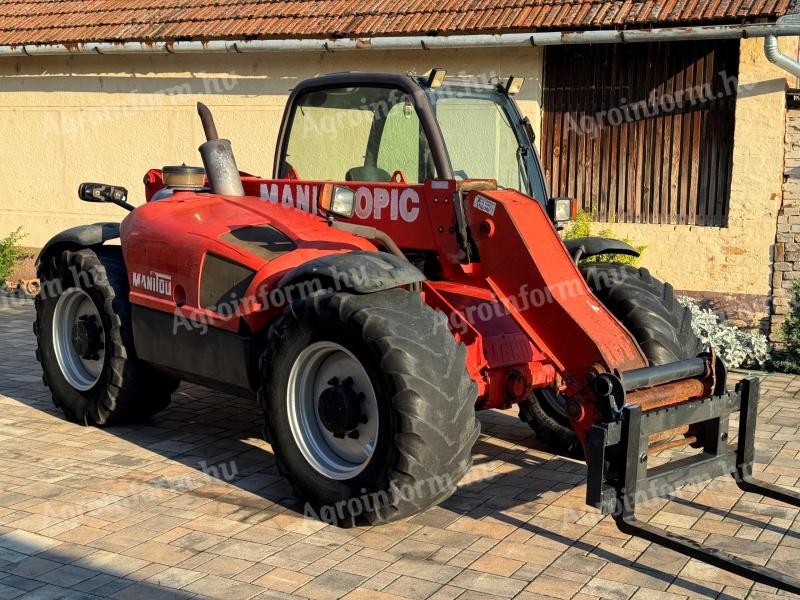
[327,377,339,386]
[347,430,360,439]
[360,415,369,424]
[342,376,354,387]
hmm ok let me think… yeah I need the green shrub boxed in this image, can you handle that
[0,228,32,289]
[768,281,800,374]
[562,210,646,266]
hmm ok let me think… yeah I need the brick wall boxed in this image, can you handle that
[769,107,800,346]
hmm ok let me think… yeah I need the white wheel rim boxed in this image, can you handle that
[287,341,379,480]
[52,288,105,391]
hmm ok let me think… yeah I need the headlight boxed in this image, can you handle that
[548,197,577,227]
[319,183,355,218]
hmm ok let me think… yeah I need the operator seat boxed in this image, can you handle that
[345,166,392,182]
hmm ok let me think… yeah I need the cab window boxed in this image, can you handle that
[283,86,434,183]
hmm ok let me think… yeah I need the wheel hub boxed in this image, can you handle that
[71,315,103,360]
[287,341,379,480]
[52,287,106,391]
[317,377,363,437]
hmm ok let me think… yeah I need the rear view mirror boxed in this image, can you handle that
[78,182,134,211]
[319,183,355,219]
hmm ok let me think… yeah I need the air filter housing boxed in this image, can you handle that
[162,165,205,190]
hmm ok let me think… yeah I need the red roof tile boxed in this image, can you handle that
[0,0,792,47]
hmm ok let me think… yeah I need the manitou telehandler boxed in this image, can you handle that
[34,70,800,592]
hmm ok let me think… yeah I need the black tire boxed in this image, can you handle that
[521,264,704,455]
[34,247,179,425]
[259,288,480,527]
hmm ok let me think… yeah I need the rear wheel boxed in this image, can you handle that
[520,265,704,456]
[259,288,480,526]
[35,247,179,425]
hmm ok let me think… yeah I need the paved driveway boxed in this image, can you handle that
[0,298,798,599]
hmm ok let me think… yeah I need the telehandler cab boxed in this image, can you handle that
[35,70,800,592]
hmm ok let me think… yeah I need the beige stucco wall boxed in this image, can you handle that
[609,36,796,298]
[0,38,794,301]
[0,47,542,249]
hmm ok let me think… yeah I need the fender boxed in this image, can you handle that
[37,222,120,268]
[277,251,425,295]
[563,236,639,262]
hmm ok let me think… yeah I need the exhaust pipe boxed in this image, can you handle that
[197,102,245,197]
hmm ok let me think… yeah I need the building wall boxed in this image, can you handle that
[608,37,795,327]
[0,46,542,254]
[0,38,794,320]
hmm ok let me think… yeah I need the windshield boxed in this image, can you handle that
[282,86,435,183]
[426,84,548,202]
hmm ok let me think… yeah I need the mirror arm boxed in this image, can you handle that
[111,198,136,212]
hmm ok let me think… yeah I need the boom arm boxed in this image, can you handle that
[463,188,649,442]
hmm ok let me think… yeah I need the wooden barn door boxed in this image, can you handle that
[542,41,739,227]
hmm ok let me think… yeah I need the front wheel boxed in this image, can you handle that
[259,288,480,527]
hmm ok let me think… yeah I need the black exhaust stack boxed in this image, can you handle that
[197,102,245,197]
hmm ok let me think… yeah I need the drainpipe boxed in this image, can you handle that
[765,36,800,77]
[764,14,800,78]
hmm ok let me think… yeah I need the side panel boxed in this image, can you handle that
[121,192,377,332]
[132,305,256,397]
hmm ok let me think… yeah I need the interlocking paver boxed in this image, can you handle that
[2,300,800,599]
[252,567,313,593]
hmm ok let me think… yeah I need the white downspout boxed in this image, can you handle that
[765,35,800,77]
[764,14,800,78]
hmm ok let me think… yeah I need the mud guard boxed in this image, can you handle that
[277,251,425,295]
[37,222,120,268]
[563,237,639,262]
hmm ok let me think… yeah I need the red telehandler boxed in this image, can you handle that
[34,70,800,592]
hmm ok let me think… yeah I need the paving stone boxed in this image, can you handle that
[386,557,461,584]
[252,567,313,593]
[144,566,205,589]
[381,575,442,599]
[182,574,265,599]
[2,556,62,579]
[449,569,527,598]
[0,582,26,599]
[580,577,639,600]
[524,574,584,599]
[0,303,799,599]
[294,570,366,600]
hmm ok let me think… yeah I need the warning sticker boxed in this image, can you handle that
[473,196,496,216]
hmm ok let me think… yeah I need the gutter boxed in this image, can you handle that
[2,22,800,57]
